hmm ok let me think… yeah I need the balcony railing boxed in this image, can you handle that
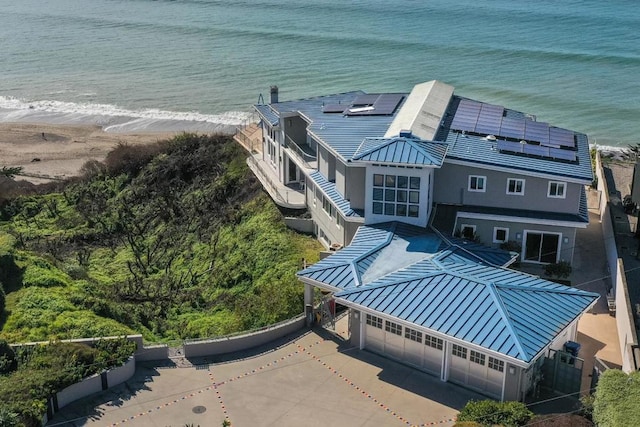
[285,135,317,169]
[246,156,305,208]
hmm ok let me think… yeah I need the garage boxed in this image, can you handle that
[364,314,444,377]
[448,344,504,399]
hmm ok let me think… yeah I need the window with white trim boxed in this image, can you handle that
[322,196,334,217]
[372,173,420,218]
[365,314,383,329]
[488,357,504,372]
[493,227,509,243]
[548,181,566,198]
[452,344,467,359]
[506,178,525,195]
[468,175,486,192]
[385,320,402,336]
[405,327,422,343]
[425,334,443,350]
[470,350,486,365]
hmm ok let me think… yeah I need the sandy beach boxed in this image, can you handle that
[0,123,176,183]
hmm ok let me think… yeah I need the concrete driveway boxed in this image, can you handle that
[47,328,482,427]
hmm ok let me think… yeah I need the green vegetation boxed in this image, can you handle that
[0,134,322,343]
[0,338,135,426]
[593,369,640,427]
[456,399,534,427]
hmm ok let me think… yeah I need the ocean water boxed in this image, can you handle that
[0,0,638,147]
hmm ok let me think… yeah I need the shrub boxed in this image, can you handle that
[457,399,534,427]
[0,339,17,374]
[593,369,640,427]
[544,261,572,279]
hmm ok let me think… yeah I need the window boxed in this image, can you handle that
[366,314,382,329]
[337,215,344,229]
[405,327,423,343]
[493,227,509,243]
[548,181,566,198]
[488,357,504,372]
[385,320,402,335]
[322,196,333,217]
[468,175,486,192]
[425,334,443,350]
[460,224,476,240]
[470,350,486,365]
[452,344,467,359]
[372,173,420,218]
[506,178,525,195]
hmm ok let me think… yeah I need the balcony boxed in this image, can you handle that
[246,154,306,210]
[284,135,317,170]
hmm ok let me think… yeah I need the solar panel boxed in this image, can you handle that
[451,99,481,132]
[480,103,504,117]
[550,148,577,162]
[352,94,379,106]
[549,127,575,148]
[475,115,502,135]
[523,144,550,157]
[373,94,404,115]
[499,117,525,140]
[497,140,524,154]
[323,104,347,113]
[524,121,550,145]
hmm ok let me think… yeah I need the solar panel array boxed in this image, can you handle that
[496,141,577,162]
[322,94,404,116]
[451,99,576,149]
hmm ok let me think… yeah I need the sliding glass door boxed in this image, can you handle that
[524,232,560,263]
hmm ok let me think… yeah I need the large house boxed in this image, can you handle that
[250,80,598,401]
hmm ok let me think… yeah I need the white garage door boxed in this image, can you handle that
[364,313,385,353]
[448,344,504,399]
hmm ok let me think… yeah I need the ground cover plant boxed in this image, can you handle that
[0,133,322,343]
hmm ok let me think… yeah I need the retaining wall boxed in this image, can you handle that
[284,217,314,234]
[183,314,306,358]
[596,151,639,372]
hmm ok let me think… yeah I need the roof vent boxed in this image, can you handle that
[399,129,413,138]
[520,140,527,144]
[485,135,497,141]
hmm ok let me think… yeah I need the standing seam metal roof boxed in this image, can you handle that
[308,171,360,218]
[351,137,448,166]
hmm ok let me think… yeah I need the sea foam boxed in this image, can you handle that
[0,96,253,134]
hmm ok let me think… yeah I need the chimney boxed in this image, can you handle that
[270,85,279,104]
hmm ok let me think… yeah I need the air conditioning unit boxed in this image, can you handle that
[330,243,343,251]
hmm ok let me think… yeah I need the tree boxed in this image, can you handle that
[0,339,17,374]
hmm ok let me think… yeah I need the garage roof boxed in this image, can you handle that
[297,222,598,363]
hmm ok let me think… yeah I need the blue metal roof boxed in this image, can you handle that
[254,104,279,126]
[298,222,515,290]
[298,221,598,363]
[351,137,448,166]
[258,92,406,162]
[308,171,360,218]
[336,272,597,363]
[436,96,593,183]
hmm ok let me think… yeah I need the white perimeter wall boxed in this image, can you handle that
[596,151,639,372]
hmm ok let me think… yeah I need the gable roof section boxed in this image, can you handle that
[336,272,597,363]
[351,137,448,166]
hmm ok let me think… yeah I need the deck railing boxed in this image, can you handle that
[285,135,316,169]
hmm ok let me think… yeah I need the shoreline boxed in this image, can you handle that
[0,120,630,185]
[0,122,178,184]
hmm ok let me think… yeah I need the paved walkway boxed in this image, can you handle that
[48,328,483,427]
